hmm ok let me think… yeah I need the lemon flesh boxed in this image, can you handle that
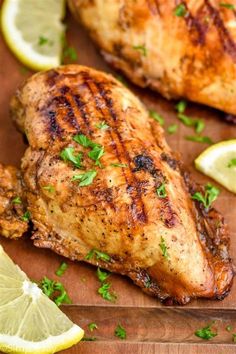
[1,0,66,70]
[0,244,84,354]
[195,139,236,194]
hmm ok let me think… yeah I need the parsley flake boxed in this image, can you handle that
[60,147,83,168]
[195,323,217,340]
[38,276,72,306]
[63,46,78,62]
[96,121,109,130]
[85,249,110,262]
[42,185,55,193]
[156,183,167,198]
[228,158,236,168]
[73,134,96,148]
[167,124,178,134]
[159,236,169,260]
[98,282,117,302]
[220,3,235,10]
[133,45,147,56]
[175,100,187,113]
[22,210,30,222]
[55,262,68,277]
[178,114,205,133]
[88,323,98,332]
[110,163,128,168]
[12,196,22,204]
[185,135,213,144]
[174,3,188,17]
[72,170,97,186]
[192,183,220,210]
[82,336,97,341]
[149,110,165,125]
[114,324,126,340]
[38,36,50,46]
[232,334,236,343]
[97,267,110,282]
[74,134,104,166]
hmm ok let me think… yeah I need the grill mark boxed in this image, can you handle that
[205,0,236,61]
[146,0,161,16]
[47,110,62,137]
[96,81,148,224]
[52,95,80,131]
[80,71,147,224]
[73,93,93,135]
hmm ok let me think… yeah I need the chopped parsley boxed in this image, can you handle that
[42,185,55,193]
[114,324,126,340]
[175,100,187,113]
[133,45,147,56]
[149,110,164,126]
[110,163,128,168]
[192,183,220,210]
[62,46,78,62]
[55,262,68,277]
[60,147,83,168]
[81,336,97,341]
[96,121,109,130]
[174,3,188,17]
[167,124,178,134]
[220,3,235,10]
[185,135,213,144]
[156,183,167,198]
[195,323,217,340]
[72,170,97,186]
[97,267,110,282]
[159,236,169,260]
[12,196,22,204]
[38,36,51,46]
[38,276,72,306]
[228,158,236,168]
[98,282,117,302]
[85,249,111,262]
[178,114,205,133]
[88,323,98,332]
[22,210,30,222]
[144,275,151,288]
[226,325,233,332]
[232,334,236,343]
[115,75,128,86]
[74,134,104,166]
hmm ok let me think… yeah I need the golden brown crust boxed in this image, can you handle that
[69,0,236,115]
[0,164,28,239]
[10,65,234,304]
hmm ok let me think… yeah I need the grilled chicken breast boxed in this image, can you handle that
[9,65,233,304]
[69,0,236,116]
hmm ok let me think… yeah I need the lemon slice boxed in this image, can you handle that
[0,0,66,71]
[0,244,84,354]
[195,139,236,194]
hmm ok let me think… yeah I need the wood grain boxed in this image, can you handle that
[0,2,236,353]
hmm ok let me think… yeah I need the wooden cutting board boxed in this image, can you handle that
[0,4,236,354]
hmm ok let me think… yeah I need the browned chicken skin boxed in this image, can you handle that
[69,0,236,116]
[8,65,233,305]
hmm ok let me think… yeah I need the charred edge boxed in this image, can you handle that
[52,95,81,131]
[160,199,177,228]
[205,0,236,60]
[146,0,161,16]
[46,69,59,87]
[80,70,147,223]
[160,153,179,171]
[73,94,93,135]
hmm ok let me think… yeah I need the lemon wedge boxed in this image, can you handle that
[0,0,66,71]
[0,244,84,354]
[195,139,236,194]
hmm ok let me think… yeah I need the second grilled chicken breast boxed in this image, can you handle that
[69,0,236,116]
[9,65,233,305]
